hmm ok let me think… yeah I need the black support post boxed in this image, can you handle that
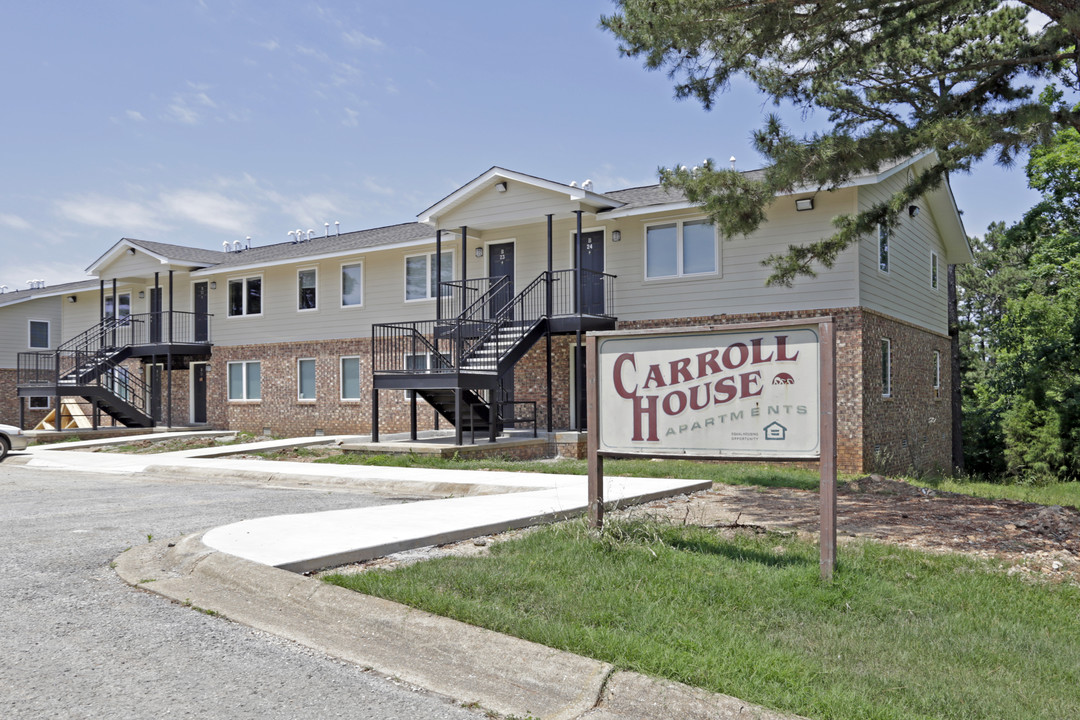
[574,210,584,431]
[371,389,380,443]
[435,229,443,322]
[546,213,553,434]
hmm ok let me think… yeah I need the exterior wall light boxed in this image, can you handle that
[495,181,507,193]
[611,230,621,242]
[475,247,484,258]
[137,290,146,299]
[908,205,920,217]
[209,281,217,290]
[67,296,77,303]
[795,198,814,211]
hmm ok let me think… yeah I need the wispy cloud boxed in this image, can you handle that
[157,190,257,235]
[0,259,91,288]
[256,39,280,51]
[56,195,166,232]
[163,83,220,125]
[266,191,344,230]
[342,29,383,50]
[343,108,360,127]
[125,110,145,122]
[0,213,33,231]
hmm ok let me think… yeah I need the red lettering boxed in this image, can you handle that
[750,337,774,364]
[696,349,722,378]
[613,353,638,399]
[775,335,800,362]
[642,364,667,389]
[632,394,659,441]
[722,342,749,370]
[713,376,738,404]
[688,382,712,410]
[740,370,763,398]
[662,390,687,416]
[669,357,693,385]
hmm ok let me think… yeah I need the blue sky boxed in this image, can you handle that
[0,1,1047,289]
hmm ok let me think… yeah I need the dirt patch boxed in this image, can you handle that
[324,475,1080,585]
[93,433,268,454]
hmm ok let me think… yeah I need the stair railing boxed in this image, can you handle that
[460,272,550,371]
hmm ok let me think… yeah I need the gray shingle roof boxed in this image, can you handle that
[125,238,227,265]
[0,279,100,307]
[208,222,434,268]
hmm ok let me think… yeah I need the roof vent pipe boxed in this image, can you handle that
[245,236,252,249]
[223,240,231,252]
[582,179,593,191]
[324,222,330,238]
[232,240,242,252]
[335,221,340,236]
[307,229,315,240]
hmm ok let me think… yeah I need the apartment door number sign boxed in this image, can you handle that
[585,318,839,579]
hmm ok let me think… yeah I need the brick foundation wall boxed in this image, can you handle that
[0,369,50,429]
[208,338,451,437]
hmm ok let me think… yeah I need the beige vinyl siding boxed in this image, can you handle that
[856,172,949,334]
[60,275,196,343]
[438,183,584,229]
[96,251,178,279]
[0,297,63,368]
[606,188,860,321]
[204,240,464,346]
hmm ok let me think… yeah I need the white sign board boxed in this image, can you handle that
[596,326,820,457]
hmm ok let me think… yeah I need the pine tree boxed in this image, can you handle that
[602,0,1080,285]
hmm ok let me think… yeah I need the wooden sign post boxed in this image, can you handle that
[586,319,838,580]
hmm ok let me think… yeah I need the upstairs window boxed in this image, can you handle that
[878,225,890,273]
[405,251,453,301]
[645,219,717,279]
[298,269,317,311]
[341,263,363,307]
[29,320,50,349]
[931,252,939,289]
[228,277,262,316]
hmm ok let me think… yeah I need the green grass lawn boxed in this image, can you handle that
[325,519,1080,720]
[911,476,1080,510]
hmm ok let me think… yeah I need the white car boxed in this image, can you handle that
[0,424,29,459]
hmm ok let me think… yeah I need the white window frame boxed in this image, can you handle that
[643,217,719,280]
[933,350,941,390]
[404,250,454,302]
[340,355,362,401]
[878,225,890,274]
[297,358,317,401]
[930,251,939,289]
[882,338,892,398]
[28,396,51,410]
[227,275,264,318]
[104,292,132,320]
[340,261,364,308]
[227,360,262,401]
[297,267,318,312]
[28,319,50,349]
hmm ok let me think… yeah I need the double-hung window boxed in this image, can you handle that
[340,356,362,400]
[405,251,453,301]
[930,252,939,289]
[298,269,317,311]
[341,263,363,307]
[28,320,50,349]
[933,350,941,391]
[645,219,717,279]
[228,277,262,316]
[228,361,261,400]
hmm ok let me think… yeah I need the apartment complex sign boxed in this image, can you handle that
[596,326,821,458]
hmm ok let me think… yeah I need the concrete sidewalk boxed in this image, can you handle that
[15,438,806,719]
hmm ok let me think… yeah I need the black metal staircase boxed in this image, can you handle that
[16,311,212,429]
[372,268,615,439]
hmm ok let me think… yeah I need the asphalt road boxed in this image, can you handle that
[0,462,485,720]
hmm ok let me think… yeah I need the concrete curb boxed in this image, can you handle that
[115,535,805,720]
